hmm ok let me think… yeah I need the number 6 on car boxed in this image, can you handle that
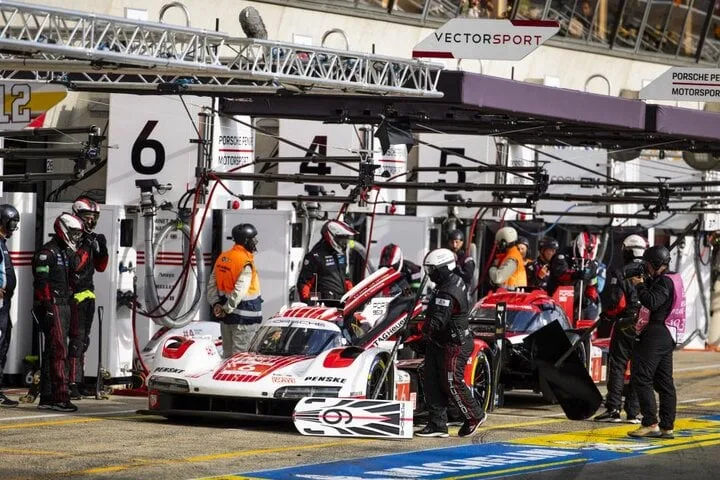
[293,398,413,439]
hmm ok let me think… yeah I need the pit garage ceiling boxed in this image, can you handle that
[221,71,720,154]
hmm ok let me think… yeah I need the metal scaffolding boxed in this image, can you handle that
[0,0,443,97]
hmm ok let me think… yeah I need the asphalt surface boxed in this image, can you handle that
[0,351,718,480]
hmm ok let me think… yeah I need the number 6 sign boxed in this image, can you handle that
[107,94,210,205]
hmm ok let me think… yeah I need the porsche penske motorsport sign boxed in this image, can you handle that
[640,67,720,102]
[412,19,559,60]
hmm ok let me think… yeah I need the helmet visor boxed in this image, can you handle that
[68,229,84,245]
[80,212,99,231]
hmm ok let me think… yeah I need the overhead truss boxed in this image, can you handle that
[0,0,443,97]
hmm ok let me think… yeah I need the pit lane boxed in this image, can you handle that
[1,351,719,480]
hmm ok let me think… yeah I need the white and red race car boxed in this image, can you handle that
[142,267,423,421]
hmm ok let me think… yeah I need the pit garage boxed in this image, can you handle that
[1,1,720,479]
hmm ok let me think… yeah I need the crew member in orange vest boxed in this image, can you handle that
[207,224,263,358]
[488,226,527,290]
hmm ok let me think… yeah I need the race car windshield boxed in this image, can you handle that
[248,324,342,356]
[470,307,571,333]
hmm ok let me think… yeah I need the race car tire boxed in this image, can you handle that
[367,356,391,400]
[565,332,587,366]
[472,350,492,412]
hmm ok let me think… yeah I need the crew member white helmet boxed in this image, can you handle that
[321,220,357,253]
[622,234,648,260]
[423,248,456,274]
[495,226,518,251]
[54,213,84,252]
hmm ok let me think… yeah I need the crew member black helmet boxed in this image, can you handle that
[232,223,258,252]
[539,236,559,250]
[643,245,671,270]
[517,236,530,249]
[447,229,464,242]
[0,204,20,238]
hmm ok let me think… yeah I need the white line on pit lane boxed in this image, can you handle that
[675,364,720,372]
[0,408,139,422]
[677,397,712,404]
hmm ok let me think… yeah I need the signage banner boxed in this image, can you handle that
[534,146,608,226]
[0,81,66,131]
[640,67,720,102]
[210,114,254,210]
[108,94,209,206]
[416,134,496,218]
[413,19,559,60]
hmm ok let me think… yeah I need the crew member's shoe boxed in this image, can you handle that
[594,409,622,422]
[626,414,641,424]
[415,425,449,438]
[78,385,95,397]
[458,412,487,438]
[50,401,78,413]
[37,397,53,410]
[660,429,674,439]
[628,424,661,438]
[0,393,19,407]
[69,384,82,400]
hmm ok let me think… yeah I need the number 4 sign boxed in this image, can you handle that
[107,94,210,205]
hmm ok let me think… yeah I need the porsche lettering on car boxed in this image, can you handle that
[141,268,424,420]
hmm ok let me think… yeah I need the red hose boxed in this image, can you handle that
[132,300,150,376]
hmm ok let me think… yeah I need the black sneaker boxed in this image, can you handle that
[458,412,487,438]
[78,385,95,397]
[0,393,19,407]
[69,384,82,400]
[415,425,449,438]
[37,398,53,410]
[594,409,622,422]
[50,401,78,412]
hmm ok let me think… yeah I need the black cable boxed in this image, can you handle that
[46,159,107,202]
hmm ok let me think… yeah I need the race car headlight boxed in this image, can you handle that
[147,375,190,393]
[274,386,342,399]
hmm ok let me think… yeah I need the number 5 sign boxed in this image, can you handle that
[416,134,496,217]
[107,94,210,205]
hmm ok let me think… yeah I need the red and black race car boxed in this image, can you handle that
[467,288,604,406]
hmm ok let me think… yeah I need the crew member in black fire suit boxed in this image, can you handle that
[379,243,422,295]
[415,248,487,438]
[594,234,647,423]
[525,236,558,291]
[628,246,679,439]
[33,213,83,412]
[0,204,20,407]
[68,197,108,398]
[296,220,357,304]
[446,229,475,289]
[547,232,600,320]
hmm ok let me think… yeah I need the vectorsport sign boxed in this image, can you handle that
[640,67,720,102]
[412,19,559,61]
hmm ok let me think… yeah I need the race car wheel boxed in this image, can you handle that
[472,350,492,412]
[367,356,391,400]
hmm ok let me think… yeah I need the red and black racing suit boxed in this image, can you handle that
[422,272,484,431]
[69,233,108,385]
[547,248,599,320]
[599,262,641,418]
[33,238,76,405]
[296,241,352,303]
